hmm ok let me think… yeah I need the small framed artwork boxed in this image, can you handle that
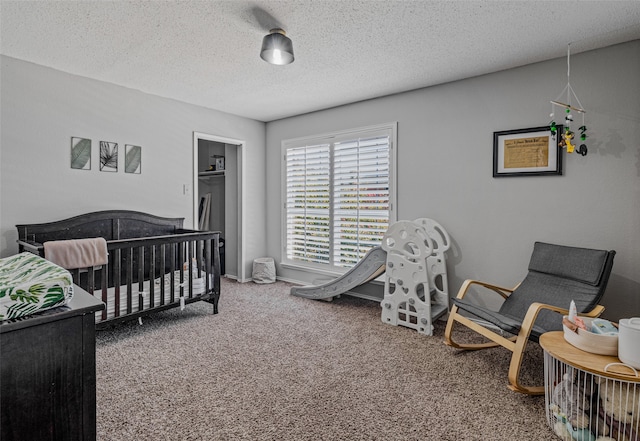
[493,126,563,177]
[125,144,142,174]
[100,141,118,172]
[70,137,91,170]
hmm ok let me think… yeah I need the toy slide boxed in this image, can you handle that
[290,218,451,336]
[290,246,387,300]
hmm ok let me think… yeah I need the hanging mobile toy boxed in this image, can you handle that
[548,43,588,156]
[550,121,558,140]
[576,126,588,156]
[562,129,575,153]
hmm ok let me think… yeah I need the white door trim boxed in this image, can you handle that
[193,132,247,282]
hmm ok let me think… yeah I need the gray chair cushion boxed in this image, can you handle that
[528,242,609,286]
[453,297,549,341]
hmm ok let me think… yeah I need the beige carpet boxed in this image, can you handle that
[95,278,557,440]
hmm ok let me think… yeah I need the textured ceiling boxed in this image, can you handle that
[1,1,640,122]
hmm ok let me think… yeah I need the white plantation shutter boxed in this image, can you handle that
[285,144,331,264]
[283,123,395,272]
[333,136,390,267]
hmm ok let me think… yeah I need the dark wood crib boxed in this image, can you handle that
[16,210,221,329]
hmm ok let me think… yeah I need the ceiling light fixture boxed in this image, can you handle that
[260,28,294,65]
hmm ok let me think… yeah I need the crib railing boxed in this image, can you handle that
[68,230,220,328]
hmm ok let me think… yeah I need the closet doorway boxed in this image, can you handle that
[192,132,246,282]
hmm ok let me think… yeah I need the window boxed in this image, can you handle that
[282,123,396,273]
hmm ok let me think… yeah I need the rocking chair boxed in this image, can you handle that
[444,242,615,395]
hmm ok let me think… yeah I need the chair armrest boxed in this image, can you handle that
[518,302,606,340]
[527,302,569,317]
[582,304,605,318]
[513,302,570,351]
[455,279,516,301]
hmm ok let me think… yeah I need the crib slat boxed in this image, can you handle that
[170,242,176,303]
[70,269,80,285]
[195,240,203,279]
[187,240,193,299]
[149,245,156,308]
[126,248,133,314]
[114,249,121,318]
[179,241,185,299]
[87,266,96,294]
[205,237,212,294]
[160,243,166,305]
[213,234,220,311]
[137,246,144,313]
[101,261,108,321]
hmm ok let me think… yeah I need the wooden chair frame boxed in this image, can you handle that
[444,279,604,395]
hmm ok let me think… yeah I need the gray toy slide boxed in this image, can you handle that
[290,246,387,299]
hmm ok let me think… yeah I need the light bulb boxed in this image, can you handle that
[273,49,283,64]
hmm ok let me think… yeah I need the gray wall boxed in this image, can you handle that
[0,56,267,280]
[265,40,640,320]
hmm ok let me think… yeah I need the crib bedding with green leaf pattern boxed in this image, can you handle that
[0,252,74,321]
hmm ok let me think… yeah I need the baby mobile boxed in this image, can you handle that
[549,43,588,156]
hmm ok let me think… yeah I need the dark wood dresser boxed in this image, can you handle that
[1,286,104,441]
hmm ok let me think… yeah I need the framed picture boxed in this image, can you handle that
[70,137,91,170]
[493,126,563,177]
[100,141,118,172]
[125,144,142,174]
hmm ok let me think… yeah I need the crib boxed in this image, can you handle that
[16,210,221,329]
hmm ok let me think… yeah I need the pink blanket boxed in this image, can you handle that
[43,237,108,270]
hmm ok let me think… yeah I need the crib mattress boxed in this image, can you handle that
[94,270,212,322]
[0,252,74,321]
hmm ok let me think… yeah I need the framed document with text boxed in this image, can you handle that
[493,126,563,177]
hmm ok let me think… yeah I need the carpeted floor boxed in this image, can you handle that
[95,278,558,440]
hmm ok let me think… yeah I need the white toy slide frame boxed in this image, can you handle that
[380,219,451,336]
